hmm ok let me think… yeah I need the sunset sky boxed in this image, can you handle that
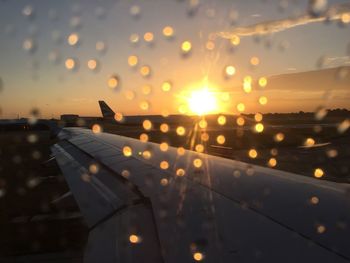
[0,0,349,118]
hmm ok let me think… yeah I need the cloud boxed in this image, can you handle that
[322,56,350,67]
[218,2,350,38]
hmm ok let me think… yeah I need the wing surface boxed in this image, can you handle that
[51,127,350,263]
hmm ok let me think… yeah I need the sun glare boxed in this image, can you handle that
[187,88,218,115]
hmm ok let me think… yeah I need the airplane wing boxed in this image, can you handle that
[51,127,350,263]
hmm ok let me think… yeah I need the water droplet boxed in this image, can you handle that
[129,234,141,243]
[314,168,324,178]
[160,178,169,186]
[258,77,267,88]
[176,168,186,177]
[144,32,154,43]
[341,13,350,24]
[161,81,172,92]
[27,134,38,143]
[27,177,41,188]
[338,119,350,134]
[128,55,138,67]
[65,58,77,71]
[160,142,169,152]
[125,90,135,100]
[217,115,226,125]
[22,38,36,53]
[161,109,169,117]
[143,119,152,130]
[206,40,215,50]
[121,170,130,178]
[317,224,326,234]
[237,103,245,112]
[67,33,79,46]
[140,133,149,142]
[243,77,252,93]
[310,196,319,205]
[177,147,186,156]
[216,135,226,144]
[314,106,327,120]
[87,59,99,72]
[89,164,99,174]
[130,5,141,18]
[142,150,151,159]
[254,123,264,133]
[250,56,260,66]
[162,26,175,39]
[96,41,107,54]
[176,126,186,136]
[201,133,209,141]
[193,252,204,261]
[114,112,124,122]
[230,34,240,46]
[259,96,268,105]
[199,119,208,129]
[304,138,315,147]
[139,100,150,111]
[22,5,34,18]
[195,144,204,153]
[92,124,102,134]
[107,75,120,89]
[326,149,338,158]
[187,0,200,17]
[236,116,245,126]
[193,158,203,168]
[248,149,258,159]
[268,158,277,167]
[142,84,152,95]
[140,65,151,78]
[270,148,278,156]
[274,133,285,142]
[160,161,169,170]
[130,34,140,45]
[123,146,133,157]
[254,113,263,122]
[225,65,236,78]
[308,0,328,17]
[181,41,192,55]
[160,123,169,133]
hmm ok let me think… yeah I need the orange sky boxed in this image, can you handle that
[0,0,349,119]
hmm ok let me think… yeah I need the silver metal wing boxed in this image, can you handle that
[51,127,350,263]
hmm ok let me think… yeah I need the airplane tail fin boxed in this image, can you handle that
[98,101,115,119]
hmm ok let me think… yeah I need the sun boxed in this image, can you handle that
[188,88,218,115]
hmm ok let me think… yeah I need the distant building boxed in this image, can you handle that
[60,114,79,123]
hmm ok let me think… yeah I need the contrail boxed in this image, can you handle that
[218,2,350,39]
